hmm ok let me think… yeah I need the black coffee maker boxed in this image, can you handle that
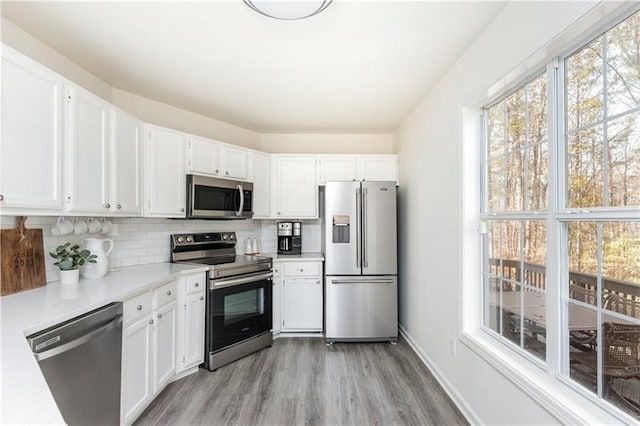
[277,221,302,255]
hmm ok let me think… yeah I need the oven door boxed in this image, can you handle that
[208,271,272,352]
[187,174,253,219]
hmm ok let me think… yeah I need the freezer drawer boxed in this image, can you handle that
[325,275,398,342]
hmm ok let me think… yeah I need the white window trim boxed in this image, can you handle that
[460,2,640,424]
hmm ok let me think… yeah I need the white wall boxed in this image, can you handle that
[394,1,628,424]
[261,133,394,154]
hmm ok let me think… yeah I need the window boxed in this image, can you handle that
[482,73,549,361]
[480,10,640,420]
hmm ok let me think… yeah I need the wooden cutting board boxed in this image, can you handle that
[1,218,46,296]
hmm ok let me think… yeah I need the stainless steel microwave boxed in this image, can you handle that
[186,175,253,219]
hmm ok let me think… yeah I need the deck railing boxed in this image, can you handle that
[488,258,640,301]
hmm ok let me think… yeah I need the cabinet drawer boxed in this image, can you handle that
[153,280,177,308]
[123,291,152,324]
[185,273,205,294]
[283,261,322,277]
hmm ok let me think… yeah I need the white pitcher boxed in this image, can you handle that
[81,238,114,279]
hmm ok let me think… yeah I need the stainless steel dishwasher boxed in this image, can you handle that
[27,302,123,425]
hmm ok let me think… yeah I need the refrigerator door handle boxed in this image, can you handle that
[355,187,361,268]
[331,279,395,285]
[363,187,368,267]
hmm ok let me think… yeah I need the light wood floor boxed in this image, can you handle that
[135,337,467,426]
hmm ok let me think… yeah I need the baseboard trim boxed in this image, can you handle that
[399,325,481,425]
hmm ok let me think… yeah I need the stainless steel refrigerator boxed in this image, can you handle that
[323,181,398,342]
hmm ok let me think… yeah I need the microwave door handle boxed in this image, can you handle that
[236,184,244,216]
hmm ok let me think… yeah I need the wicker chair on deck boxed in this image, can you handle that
[571,322,640,411]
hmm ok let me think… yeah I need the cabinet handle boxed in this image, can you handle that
[300,269,304,272]
[0,194,4,201]
[200,296,204,301]
[167,290,172,296]
[117,204,122,209]
[225,171,229,175]
[149,319,154,325]
[180,208,185,212]
[215,169,219,174]
[316,280,320,284]
[137,305,142,311]
[195,282,199,287]
[277,212,281,215]
[104,203,111,209]
[158,313,163,319]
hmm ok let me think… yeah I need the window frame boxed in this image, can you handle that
[472,4,640,422]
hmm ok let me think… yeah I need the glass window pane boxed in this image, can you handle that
[507,89,526,152]
[485,277,501,334]
[523,221,546,290]
[608,112,640,207]
[501,221,521,287]
[566,38,603,131]
[568,301,598,394]
[501,285,523,345]
[568,126,604,208]
[602,222,640,320]
[601,314,640,420]
[606,12,640,117]
[505,150,524,211]
[488,100,506,159]
[488,156,506,211]
[527,74,548,144]
[525,143,548,211]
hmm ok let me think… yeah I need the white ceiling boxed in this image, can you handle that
[1,1,505,133]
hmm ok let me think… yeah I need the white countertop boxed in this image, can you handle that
[0,262,208,425]
[265,252,325,262]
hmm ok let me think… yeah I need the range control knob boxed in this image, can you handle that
[176,236,185,244]
[186,236,193,243]
[229,234,235,240]
[222,234,229,241]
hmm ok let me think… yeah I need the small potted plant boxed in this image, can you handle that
[49,242,97,285]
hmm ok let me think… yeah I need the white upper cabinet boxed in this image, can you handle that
[248,151,271,219]
[357,155,398,183]
[273,155,317,219]
[219,143,248,180]
[1,46,64,213]
[186,135,220,176]
[317,155,358,184]
[110,108,143,216]
[144,125,186,218]
[64,84,111,214]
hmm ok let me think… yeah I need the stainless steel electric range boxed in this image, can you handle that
[170,232,273,371]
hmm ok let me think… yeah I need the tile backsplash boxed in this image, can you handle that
[0,216,322,284]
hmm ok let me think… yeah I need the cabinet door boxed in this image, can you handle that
[186,136,219,176]
[282,277,323,331]
[145,125,186,217]
[111,108,142,215]
[318,156,357,185]
[122,316,152,425]
[64,84,110,214]
[356,156,398,183]
[272,264,282,335]
[220,144,248,179]
[1,46,63,213]
[248,151,271,218]
[183,292,205,368]
[152,301,177,394]
[274,156,317,218]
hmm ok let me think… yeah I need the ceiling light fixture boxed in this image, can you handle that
[243,0,333,20]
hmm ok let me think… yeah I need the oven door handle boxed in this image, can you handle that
[211,271,273,290]
[236,184,244,216]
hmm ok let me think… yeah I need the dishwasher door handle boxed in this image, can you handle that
[33,315,123,361]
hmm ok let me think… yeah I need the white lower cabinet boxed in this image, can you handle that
[121,279,178,425]
[176,272,206,373]
[152,300,177,394]
[280,260,323,333]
